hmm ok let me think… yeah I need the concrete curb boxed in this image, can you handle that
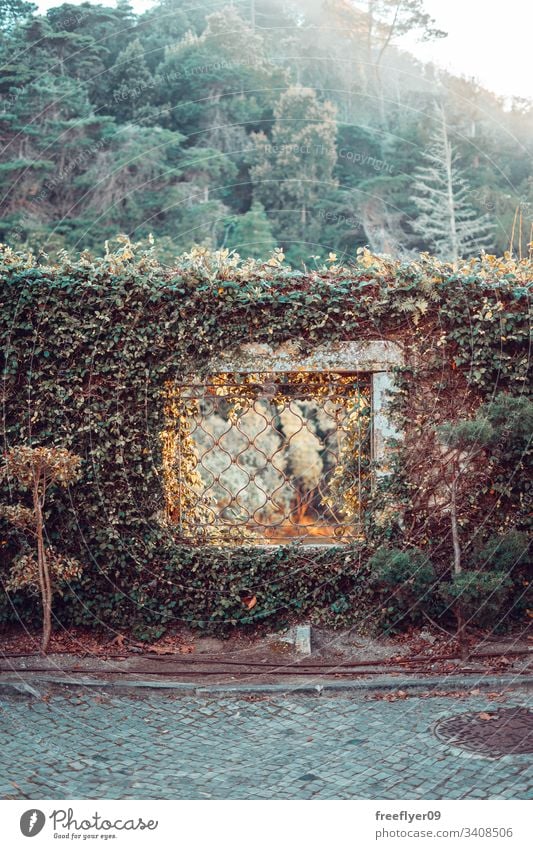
[0,673,532,698]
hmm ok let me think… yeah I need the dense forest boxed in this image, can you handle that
[1,0,532,265]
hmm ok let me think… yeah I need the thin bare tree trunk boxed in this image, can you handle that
[450,476,468,659]
[34,479,51,654]
[455,603,467,660]
[450,477,461,576]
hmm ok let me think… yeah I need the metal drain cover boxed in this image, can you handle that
[434,707,533,756]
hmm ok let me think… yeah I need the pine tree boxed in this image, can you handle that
[251,85,337,264]
[107,39,156,125]
[434,394,533,655]
[0,0,35,31]
[155,5,280,148]
[410,106,494,262]
[225,201,276,259]
[0,0,529,259]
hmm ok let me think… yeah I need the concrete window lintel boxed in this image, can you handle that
[216,339,403,374]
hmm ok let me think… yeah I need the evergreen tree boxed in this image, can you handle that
[155,6,281,147]
[410,107,494,262]
[136,0,196,72]
[0,0,528,259]
[0,65,114,249]
[434,395,533,654]
[225,201,276,258]
[0,0,35,31]
[251,85,337,264]
[106,39,157,125]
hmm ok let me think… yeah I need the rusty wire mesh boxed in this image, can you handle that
[163,372,372,544]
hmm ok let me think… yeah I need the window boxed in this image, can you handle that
[161,339,402,545]
[162,371,372,544]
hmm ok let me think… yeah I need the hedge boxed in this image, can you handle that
[0,241,530,634]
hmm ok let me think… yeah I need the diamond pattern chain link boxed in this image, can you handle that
[162,372,372,544]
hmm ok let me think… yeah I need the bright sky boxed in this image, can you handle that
[35,0,533,100]
[401,0,533,100]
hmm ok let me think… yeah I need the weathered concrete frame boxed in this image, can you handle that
[215,339,403,471]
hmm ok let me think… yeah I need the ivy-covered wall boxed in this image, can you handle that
[1,242,530,637]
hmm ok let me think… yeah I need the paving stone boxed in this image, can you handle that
[0,690,531,799]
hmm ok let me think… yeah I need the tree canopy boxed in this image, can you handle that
[0,0,531,264]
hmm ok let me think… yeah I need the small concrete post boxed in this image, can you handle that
[294,625,312,655]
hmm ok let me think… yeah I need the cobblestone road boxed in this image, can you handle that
[0,687,531,799]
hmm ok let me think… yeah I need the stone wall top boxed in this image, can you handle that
[215,339,403,373]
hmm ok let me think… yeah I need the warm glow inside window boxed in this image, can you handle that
[161,372,372,544]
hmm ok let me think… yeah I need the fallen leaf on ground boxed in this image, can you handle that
[372,690,411,702]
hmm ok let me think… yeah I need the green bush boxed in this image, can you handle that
[368,547,437,630]
[462,531,532,628]
[471,531,530,573]
[439,570,513,630]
